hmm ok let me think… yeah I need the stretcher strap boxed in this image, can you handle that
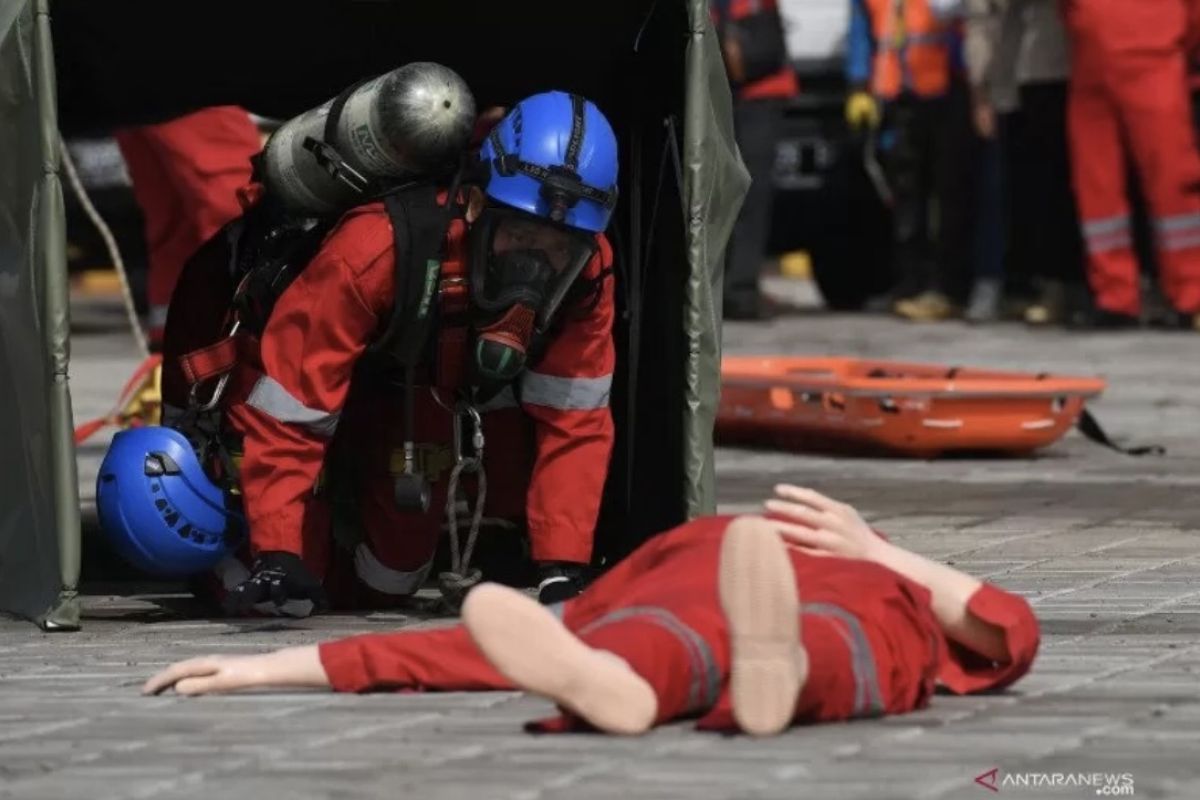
[1076,408,1165,457]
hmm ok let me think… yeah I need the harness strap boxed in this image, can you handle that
[323,78,371,151]
[180,336,243,385]
[371,186,448,365]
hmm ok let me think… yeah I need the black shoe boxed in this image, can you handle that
[536,563,587,605]
[1073,309,1140,330]
[1150,310,1200,332]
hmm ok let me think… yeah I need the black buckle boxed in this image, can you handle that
[301,136,371,194]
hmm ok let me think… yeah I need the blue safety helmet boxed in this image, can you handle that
[479,92,619,233]
[96,426,243,577]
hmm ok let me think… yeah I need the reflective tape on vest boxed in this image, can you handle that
[520,372,612,411]
[353,543,432,596]
[245,375,340,437]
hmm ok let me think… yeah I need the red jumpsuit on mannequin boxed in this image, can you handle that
[1064,0,1200,319]
[317,515,1040,731]
[115,106,261,345]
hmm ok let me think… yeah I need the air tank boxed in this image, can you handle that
[261,62,476,216]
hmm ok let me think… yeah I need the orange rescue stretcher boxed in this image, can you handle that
[717,357,1107,457]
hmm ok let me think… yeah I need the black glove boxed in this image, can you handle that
[223,551,328,617]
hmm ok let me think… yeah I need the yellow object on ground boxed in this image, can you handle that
[74,268,123,296]
[778,251,812,280]
[894,291,962,322]
[120,361,162,428]
[73,356,163,444]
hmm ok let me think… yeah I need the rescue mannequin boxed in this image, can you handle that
[144,486,1040,738]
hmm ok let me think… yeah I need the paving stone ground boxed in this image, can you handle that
[4,280,1200,800]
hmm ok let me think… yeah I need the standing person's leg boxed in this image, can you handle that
[934,85,979,309]
[894,91,970,320]
[1067,59,1141,320]
[965,132,1006,322]
[1116,50,1200,323]
[116,106,260,345]
[1020,81,1088,325]
[1000,106,1039,310]
[724,99,783,320]
[882,96,931,302]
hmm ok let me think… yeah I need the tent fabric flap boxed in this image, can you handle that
[681,0,750,517]
[0,0,81,629]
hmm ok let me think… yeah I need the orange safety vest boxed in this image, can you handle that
[864,0,952,100]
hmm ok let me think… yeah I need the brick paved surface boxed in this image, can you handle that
[3,282,1200,799]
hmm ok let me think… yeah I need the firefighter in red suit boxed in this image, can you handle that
[165,93,620,615]
[144,486,1040,738]
[1064,0,1200,327]
[115,106,261,346]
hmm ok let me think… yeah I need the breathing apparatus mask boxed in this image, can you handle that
[467,205,597,386]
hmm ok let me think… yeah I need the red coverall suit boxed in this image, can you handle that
[115,106,261,343]
[1064,0,1200,316]
[318,515,1040,730]
[206,203,615,604]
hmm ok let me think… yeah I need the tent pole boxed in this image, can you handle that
[34,0,82,631]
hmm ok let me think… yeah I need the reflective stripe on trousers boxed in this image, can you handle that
[1156,212,1200,252]
[353,543,432,596]
[805,602,885,717]
[1082,214,1131,255]
[577,605,721,713]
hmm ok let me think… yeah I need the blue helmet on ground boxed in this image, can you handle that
[96,426,243,577]
[479,91,619,232]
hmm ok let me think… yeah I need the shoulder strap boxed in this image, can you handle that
[369,184,457,366]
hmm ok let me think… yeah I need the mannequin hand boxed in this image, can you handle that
[763,485,886,561]
[142,646,329,696]
[143,654,280,696]
[845,92,881,130]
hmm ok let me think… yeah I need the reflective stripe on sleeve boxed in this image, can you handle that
[520,372,612,411]
[245,375,340,437]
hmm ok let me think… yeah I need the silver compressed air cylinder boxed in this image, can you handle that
[261,62,476,216]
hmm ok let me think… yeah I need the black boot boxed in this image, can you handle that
[536,562,587,605]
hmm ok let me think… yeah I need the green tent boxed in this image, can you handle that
[0,0,748,629]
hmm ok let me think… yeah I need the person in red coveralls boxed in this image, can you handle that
[165,93,619,616]
[115,107,261,347]
[144,486,1040,738]
[1064,0,1200,329]
[711,0,801,320]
